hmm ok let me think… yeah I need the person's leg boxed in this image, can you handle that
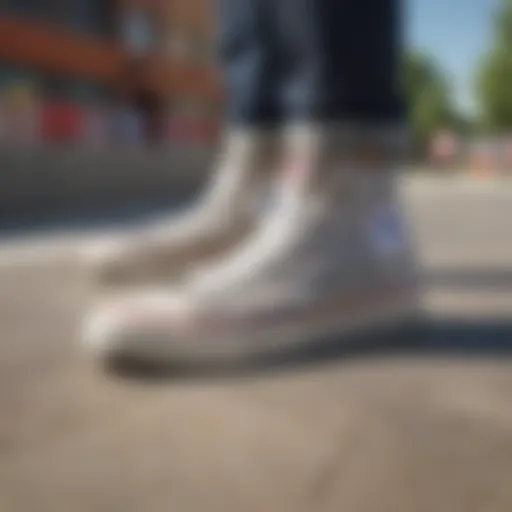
[83,0,420,365]
[218,0,284,127]
[85,0,283,287]
[271,0,414,281]
[277,0,404,124]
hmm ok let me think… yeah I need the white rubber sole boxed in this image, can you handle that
[84,282,422,368]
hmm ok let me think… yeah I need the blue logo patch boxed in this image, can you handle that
[370,206,405,255]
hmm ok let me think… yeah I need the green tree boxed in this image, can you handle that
[475,0,512,132]
[403,51,457,151]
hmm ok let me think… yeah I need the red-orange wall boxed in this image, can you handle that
[0,17,125,83]
[0,15,221,99]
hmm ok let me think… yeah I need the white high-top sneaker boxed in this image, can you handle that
[85,130,278,286]
[81,125,421,365]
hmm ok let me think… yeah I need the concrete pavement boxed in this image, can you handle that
[0,176,512,512]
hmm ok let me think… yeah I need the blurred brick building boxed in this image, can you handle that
[0,0,221,145]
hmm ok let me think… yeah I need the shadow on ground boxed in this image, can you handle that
[106,315,512,383]
[425,267,512,291]
[0,200,185,240]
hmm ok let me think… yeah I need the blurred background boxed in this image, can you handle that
[0,0,221,148]
[0,0,511,170]
[0,0,228,227]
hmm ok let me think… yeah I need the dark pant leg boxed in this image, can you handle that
[275,0,404,124]
[216,0,284,128]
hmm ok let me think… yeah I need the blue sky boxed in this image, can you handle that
[407,0,499,112]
